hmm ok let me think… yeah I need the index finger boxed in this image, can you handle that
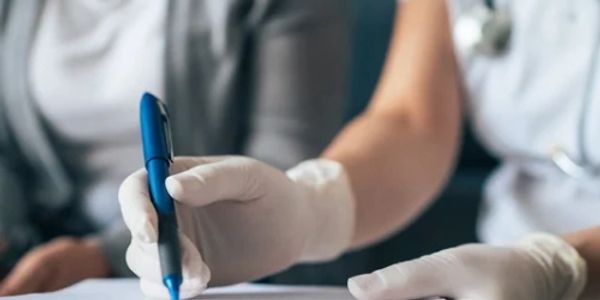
[347,257,453,300]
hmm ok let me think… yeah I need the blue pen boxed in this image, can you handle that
[140,92,182,300]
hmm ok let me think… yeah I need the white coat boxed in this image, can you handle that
[448,0,600,244]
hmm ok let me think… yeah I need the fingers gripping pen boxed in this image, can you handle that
[140,93,182,300]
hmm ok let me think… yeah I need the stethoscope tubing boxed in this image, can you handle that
[469,0,600,178]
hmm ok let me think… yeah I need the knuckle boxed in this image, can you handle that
[53,236,77,246]
[232,156,258,167]
[26,247,54,265]
[41,237,78,256]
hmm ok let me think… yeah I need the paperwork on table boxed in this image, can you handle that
[1,279,353,300]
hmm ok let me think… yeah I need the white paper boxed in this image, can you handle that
[0,279,354,300]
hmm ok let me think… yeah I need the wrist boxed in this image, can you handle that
[286,159,356,262]
[516,233,587,300]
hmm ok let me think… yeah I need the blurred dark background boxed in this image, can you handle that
[264,0,498,285]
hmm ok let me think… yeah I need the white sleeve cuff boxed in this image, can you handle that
[287,159,356,262]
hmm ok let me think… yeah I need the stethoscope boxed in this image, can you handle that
[454,0,600,179]
[454,0,512,56]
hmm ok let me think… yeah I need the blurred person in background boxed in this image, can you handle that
[119,0,600,299]
[0,0,348,295]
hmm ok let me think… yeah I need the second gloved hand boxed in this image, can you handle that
[348,233,587,300]
[119,156,355,299]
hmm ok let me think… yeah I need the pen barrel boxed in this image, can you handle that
[145,159,181,279]
[147,159,175,214]
[158,213,182,278]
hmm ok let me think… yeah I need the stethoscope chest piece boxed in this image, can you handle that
[454,2,512,56]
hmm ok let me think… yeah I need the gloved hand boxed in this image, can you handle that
[348,233,587,300]
[119,156,355,299]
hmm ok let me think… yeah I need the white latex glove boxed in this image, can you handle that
[119,156,355,299]
[348,233,587,300]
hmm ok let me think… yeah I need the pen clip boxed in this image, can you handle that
[157,101,174,162]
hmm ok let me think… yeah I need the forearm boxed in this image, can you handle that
[324,108,460,248]
[324,0,462,248]
[564,226,600,299]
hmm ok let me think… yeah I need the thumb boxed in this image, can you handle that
[347,254,455,300]
[166,156,276,207]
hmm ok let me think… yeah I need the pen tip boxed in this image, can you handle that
[168,288,179,300]
[164,275,182,300]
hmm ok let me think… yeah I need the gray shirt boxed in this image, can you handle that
[0,0,349,276]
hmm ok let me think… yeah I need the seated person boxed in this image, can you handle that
[0,0,348,295]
